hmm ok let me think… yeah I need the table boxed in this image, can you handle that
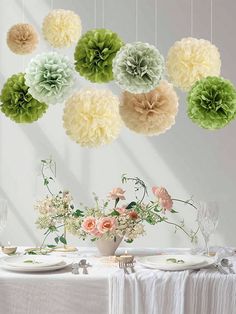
[0,247,235,314]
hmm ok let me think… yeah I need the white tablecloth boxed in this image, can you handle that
[0,247,236,314]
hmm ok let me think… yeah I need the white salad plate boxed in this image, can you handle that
[136,254,215,271]
[0,256,72,272]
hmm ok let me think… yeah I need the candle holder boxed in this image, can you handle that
[1,246,17,255]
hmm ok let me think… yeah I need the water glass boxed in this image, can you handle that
[197,201,219,256]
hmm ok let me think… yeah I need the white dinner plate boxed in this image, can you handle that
[0,259,72,273]
[137,254,214,271]
[1,256,64,268]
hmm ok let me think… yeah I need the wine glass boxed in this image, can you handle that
[197,201,219,256]
[0,199,8,243]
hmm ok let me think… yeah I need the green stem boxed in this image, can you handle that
[163,220,193,239]
[172,198,197,210]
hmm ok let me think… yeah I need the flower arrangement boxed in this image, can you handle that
[42,9,82,48]
[113,42,165,94]
[7,23,39,55]
[0,73,48,123]
[34,159,78,251]
[187,76,236,129]
[74,28,123,83]
[66,175,199,244]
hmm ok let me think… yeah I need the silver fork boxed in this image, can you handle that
[118,260,129,274]
[126,261,135,273]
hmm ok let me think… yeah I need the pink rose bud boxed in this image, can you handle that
[109,188,126,200]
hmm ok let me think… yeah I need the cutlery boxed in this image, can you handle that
[118,260,129,274]
[213,263,228,275]
[221,258,235,274]
[71,262,79,275]
[79,259,92,275]
[127,261,135,273]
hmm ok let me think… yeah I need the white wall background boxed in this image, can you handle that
[0,0,235,249]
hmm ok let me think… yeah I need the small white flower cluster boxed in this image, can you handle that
[35,191,73,230]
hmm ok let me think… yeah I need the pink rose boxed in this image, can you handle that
[152,186,170,200]
[109,188,126,200]
[82,217,97,233]
[160,197,173,210]
[90,228,102,237]
[97,217,116,234]
[116,207,127,215]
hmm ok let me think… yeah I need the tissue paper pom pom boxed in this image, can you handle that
[120,80,178,135]
[7,23,39,55]
[187,76,236,129]
[0,73,48,123]
[113,42,165,94]
[74,28,123,83]
[166,37,221,91]
[42,9,82,48]
[25,52,76,105]
[63,88,122,147]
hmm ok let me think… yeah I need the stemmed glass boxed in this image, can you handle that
[197,201,219,256]
[0,199,8,245]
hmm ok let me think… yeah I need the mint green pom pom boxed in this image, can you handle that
[0,73,48,123]
[113,42,165,94]
[74,28,123,83]
[187,76,236,129]
[25,52,76,105]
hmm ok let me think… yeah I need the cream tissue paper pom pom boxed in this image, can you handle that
[166,37,221,91]
[42,9,82,48]
[7,23,39,55]
[120,80,179,136]
[63,89,123,147]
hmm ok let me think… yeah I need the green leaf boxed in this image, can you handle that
[126,201,137,209]
[44,178,49,185]
[54,237,59,244]
[125,239,133,243]
[73,209,84,217]
[49,226,57,232]
[91,238,97,242]
[110,210,120,216]
[60,236,67,245]
[47,244,57,248]
[170,209,178,213]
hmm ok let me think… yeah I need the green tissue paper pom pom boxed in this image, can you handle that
[187,76,236,129]
[0,73,48,123]
[74,28,123,83]
[113,42,165,94]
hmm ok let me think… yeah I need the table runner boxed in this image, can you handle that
[109,267,236,314]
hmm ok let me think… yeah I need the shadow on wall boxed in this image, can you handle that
[0,186,39,244]
[147,93,236,246]
[19,123,91,204]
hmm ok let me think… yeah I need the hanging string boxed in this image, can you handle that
[94,0,97,28]
[22,0,25,71]
[210,0,213,42]
[102,0,105,28]
[190,0,193,37]
[22,0,25,23]
[135,0,138,41]
[154,0,157,46]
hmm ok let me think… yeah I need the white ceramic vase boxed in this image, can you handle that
[96,237,123,256]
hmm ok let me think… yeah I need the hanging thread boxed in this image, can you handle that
[190,0,193,37]
[94,0,97,28]
[135,0,138,41]
[155,0,157,46]
[210,0,213,42]
[102,0,105,28]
